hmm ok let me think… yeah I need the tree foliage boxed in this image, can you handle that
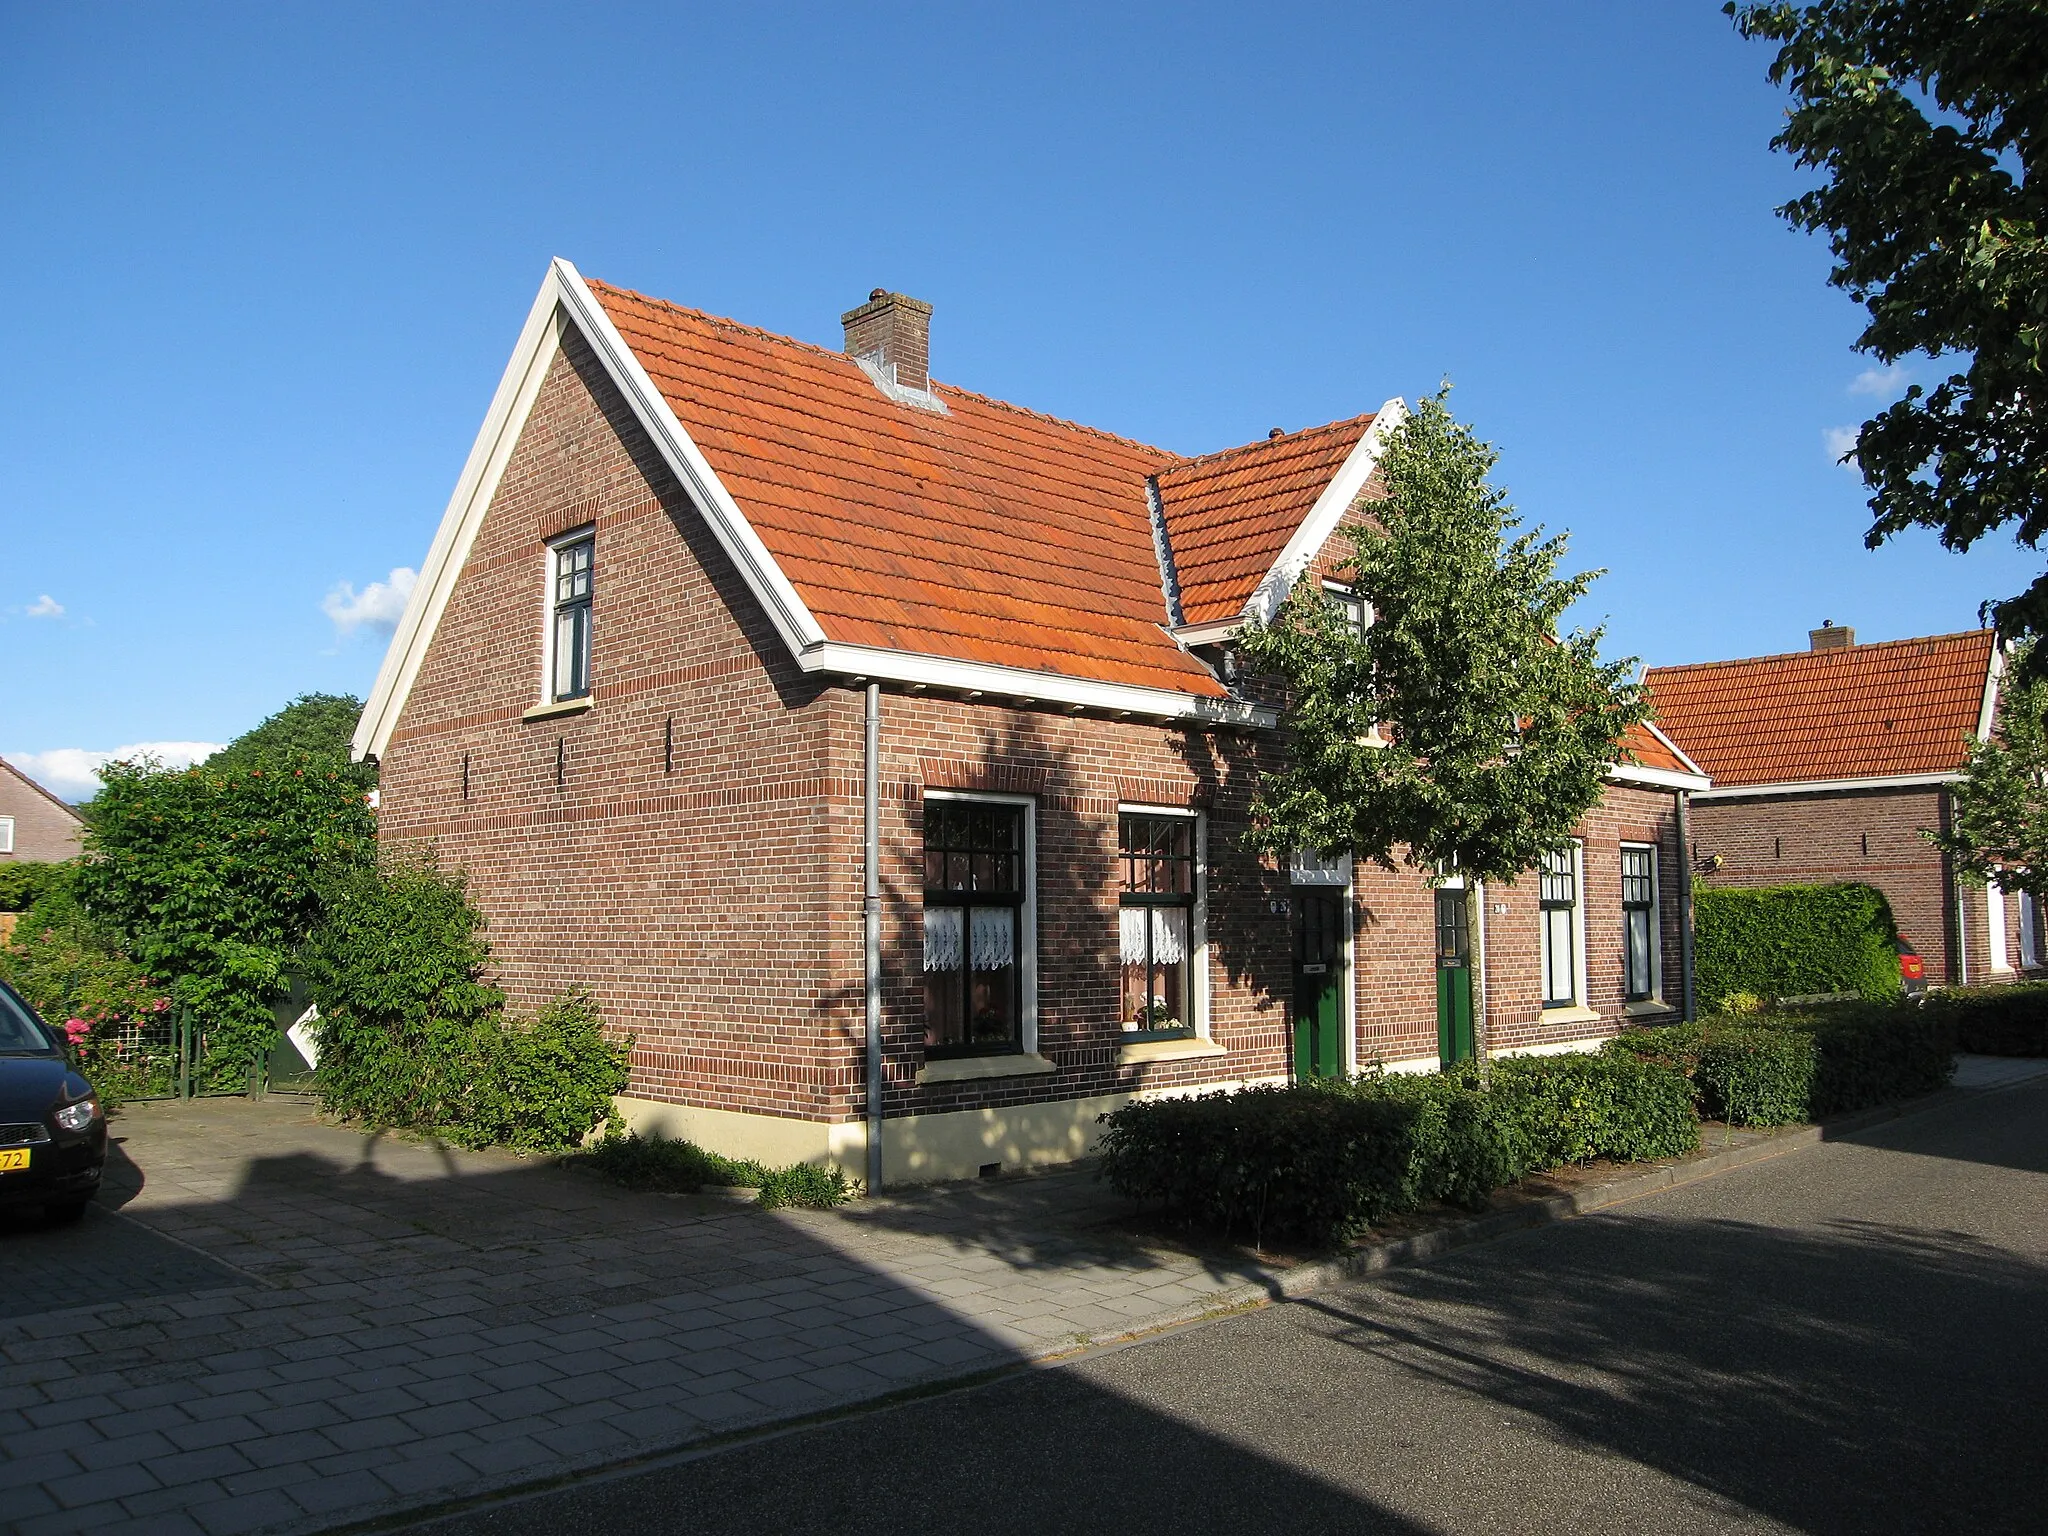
[1236,391,1647,885]
[210,693,373,784]
[76,753,377,1085]
[1730,2,2048,670]
[1927,656,2048,895]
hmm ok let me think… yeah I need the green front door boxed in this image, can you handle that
[1293,890,1346,1079]
[1435,889,1475,1065]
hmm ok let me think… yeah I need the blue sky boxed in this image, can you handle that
[3,2,2034,798]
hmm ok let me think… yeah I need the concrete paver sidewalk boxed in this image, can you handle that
[4,1056,2042,1536]
[0,1096,1267,1536]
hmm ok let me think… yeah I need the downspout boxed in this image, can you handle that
[864,683,884,1194]
[1676,789,1697,1022]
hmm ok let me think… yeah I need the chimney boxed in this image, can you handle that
[842,288,933,393]
[1810,620,1855,651]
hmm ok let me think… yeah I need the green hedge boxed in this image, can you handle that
[1094,1053,1699,1249]
[576,1132,852,1208]
[1610,1002,1954,1123]
[1694,883,1902,1007]
[1922,982,2048,1056]
[0,861,68,915]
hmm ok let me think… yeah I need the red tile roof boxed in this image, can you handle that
[1617,722,1695,777]
[1156,418,1376,625]
[1645,631,1997,788]
[590,281,1228,697]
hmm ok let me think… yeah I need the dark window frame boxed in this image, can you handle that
[551,534,594,702]
[1621,844,1659,1003]
[1118,811,1199,1042]
[921,796,1029,1059]
[1540,845,1580,1009]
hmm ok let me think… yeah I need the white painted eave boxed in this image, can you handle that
[1241,399,1407,627]
[1606,762,1712,792]
[1693,770,1960,800]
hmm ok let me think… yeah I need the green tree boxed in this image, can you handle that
[76,753,377,1086]
[211,693,372,784]
[1238,392,1648,1054]
[1730,2,2048,669]
[1927,654,2048,896]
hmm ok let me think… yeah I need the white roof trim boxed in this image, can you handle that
[355,259,1264,758]
[1693,770,1960,800]
[354,274,568,760]
[1242,399,1407,627]
[356,258,831,760]
[1977,638,2005,742]
[1636,718,1708,779]
[1606,762,1711,792]
[804,641,1274,728]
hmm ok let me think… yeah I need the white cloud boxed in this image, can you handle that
[24,595,64,619]
[5,742,225,803]
[1849,364,1910,398]
[1823,425,1862,469]
[322,567,417,638]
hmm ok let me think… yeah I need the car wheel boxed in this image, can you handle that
[44,1198,91,1225]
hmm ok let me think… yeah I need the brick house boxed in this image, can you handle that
[0,757,83,865]
[1646,625,2021,987]
[355,261,1709,1185]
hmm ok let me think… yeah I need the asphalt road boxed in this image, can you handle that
[409,1079,2048,1536]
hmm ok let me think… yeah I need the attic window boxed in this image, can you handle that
[1322,582,1370,639]
[549,533,594,702]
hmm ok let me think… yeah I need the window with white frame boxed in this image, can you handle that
[1321,581,1371,640]
[922,796,1032,1057]
[1539,843,1583,1009]
[548,533,594,702]
[1621,844,1660,1003]
[1118,812,1199,1039]
[0,817,13,855]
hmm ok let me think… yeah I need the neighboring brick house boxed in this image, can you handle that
[1647,625,2019,987]
[355,260,1709,1185]
[0,756,83,865]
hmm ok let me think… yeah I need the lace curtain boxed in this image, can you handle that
[1119,905,1187,965]
[924,907,1015,971]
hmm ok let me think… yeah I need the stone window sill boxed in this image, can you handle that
[1624,999,1679,1018]
[522,697,593,722]
[915,1052,1057,1085]
[1539,1005,1602,1026]
[1118,1036,1227,1066]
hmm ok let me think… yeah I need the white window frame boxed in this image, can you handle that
[0,816,13,855]
[922,790,1038,1058]
[1320,580,1373,638]
[1988,878,2013,973]
[1539,840,1588,1014]
[1119,804,1210,1041]
[541,525,596,705]
[1620,842,1663,1004]
[2021,890,2040,970]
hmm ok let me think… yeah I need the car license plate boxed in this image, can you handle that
[0,1148,30,1173]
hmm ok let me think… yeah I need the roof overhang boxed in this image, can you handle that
[1606,762,1712,792]
[354,260,1262,759]
[1693,770,1959,801]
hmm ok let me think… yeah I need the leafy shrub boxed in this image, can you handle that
[1095,1051,1698,1249]
[1921,982,2048,1056]
[0,861,67,914]
[576,1131,852,1209]
[1779,1000,1955,1116]
[0,871,175,1102]
[302,851,628,1151]
[1694,883,1901,1008]
[1608,1022,1817,1127]
[78,751,377,1087]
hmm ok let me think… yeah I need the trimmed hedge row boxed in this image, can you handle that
[1694,883,1901,1007]
[1095,1052,1699,1249]
[1921,982,2048,1056]
[1607,1002,1955,1124]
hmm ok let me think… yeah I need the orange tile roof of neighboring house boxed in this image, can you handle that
[1618,722,1693,777]
[589,281,1233,698]
[1644,630,1997,788]
[1157,417,1376,626]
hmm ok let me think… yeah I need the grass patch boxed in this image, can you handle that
[572,1131,852,1209]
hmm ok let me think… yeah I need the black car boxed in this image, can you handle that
[0,980,107,1222]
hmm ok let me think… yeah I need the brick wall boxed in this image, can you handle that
[1687,786,1968,983]
[379,316,1690,1144]
[0,764,83,864]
